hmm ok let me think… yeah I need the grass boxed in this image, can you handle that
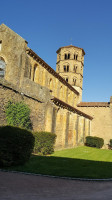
[1,146,112,179]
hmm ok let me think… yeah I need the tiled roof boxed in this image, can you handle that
[56,45,85,55]
[52,97,93,120]
[77,102,110,107]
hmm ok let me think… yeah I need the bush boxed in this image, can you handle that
[108,139,112,149]
[85,136,104,148]
[33,132,56,155]
[5,101,32,130]
[0,126,35,167]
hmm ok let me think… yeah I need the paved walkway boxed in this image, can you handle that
[0,171,112,200]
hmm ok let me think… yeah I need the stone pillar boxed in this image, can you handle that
[45,104,53,132]
[67,112,77,147]
[88,120,91,136]
[42,68,46,86]
[77,116,85,145]
[51,107,57,134]
[55,108,66,149]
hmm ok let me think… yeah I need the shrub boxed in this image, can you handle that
[33,131,56,155]
[5,101,32,130]
[85,136,104,148]
[0,126,35,167]
[109,139,112,147]
[108,139,112,149]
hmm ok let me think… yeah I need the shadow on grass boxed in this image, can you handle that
[1,155,112,179]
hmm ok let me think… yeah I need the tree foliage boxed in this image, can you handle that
[5,101,32,130]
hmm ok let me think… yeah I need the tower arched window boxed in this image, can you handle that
[74,54,78,60]
[63,65,69,72]
[73,65,77,73]
[64,53,70,60]
[0,57,6,77]
[65,54,67,60]
[73,78,76,86]
[64,65,66,72]
[68,53,70,59]
[66,77,68,82]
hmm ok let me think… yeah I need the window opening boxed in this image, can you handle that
[68,53,70,59]
[67,65,69,72]
[0,40,2,51]
[66,78,68,82]
[73,78,76,86]
[33,64,37,81]
[0,57,5,77]
[65,54,67,60]
[64,65,66,72]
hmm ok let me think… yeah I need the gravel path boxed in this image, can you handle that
[0,171,112,200]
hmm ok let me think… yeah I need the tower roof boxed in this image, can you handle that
[56,45,85,55]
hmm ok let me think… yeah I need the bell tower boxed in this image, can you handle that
[56,45,85,101]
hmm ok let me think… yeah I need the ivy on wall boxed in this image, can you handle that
[5,101,32,130]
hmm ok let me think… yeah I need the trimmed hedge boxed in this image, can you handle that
[109,139,112,147]
[108,139,112,149]
[33,131,56,155]
[85,136,104,148]
[0,126,35,167]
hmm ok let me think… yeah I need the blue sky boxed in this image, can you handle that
[1,0,112,102]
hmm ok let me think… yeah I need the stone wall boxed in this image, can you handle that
[78,106,112,147]
[0,80,91,150]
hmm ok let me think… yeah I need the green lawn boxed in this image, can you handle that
[2,146,112,179]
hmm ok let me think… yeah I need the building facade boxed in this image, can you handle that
[0,23,111,149]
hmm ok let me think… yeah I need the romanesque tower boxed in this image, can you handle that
[56,45,85,102]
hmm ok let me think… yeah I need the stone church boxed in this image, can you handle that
[0,24,112,149]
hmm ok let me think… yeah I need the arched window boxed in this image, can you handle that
[33,64,38,82]
[0,57,6,77]
[67,65,69,72]
[73,78,77,86]
[65,53,70,60]
[64,65,66,72]
[74,54,78,60]
[73,65,77,73]
[68,53,70,59]
[65,54,67,60]
[66,77,68,82]
[49,78,53,90]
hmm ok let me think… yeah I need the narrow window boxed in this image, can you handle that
[67,65,69,72]
[29,65,32,79]
[65,54,67,60]
[74,54,76,60]
[0,57,5,77]
[66,78,68,82]
[73,78,76,86]
[64,65,66,72]
[0,40,2,51]
[74,65,77,72]
[76,55,78,60]
[68,53,70,59]
[33,64,37,81]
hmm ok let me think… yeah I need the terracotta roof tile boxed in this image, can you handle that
[56,45,85,55]
[52,97,93,120]
[77,102,110,107]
